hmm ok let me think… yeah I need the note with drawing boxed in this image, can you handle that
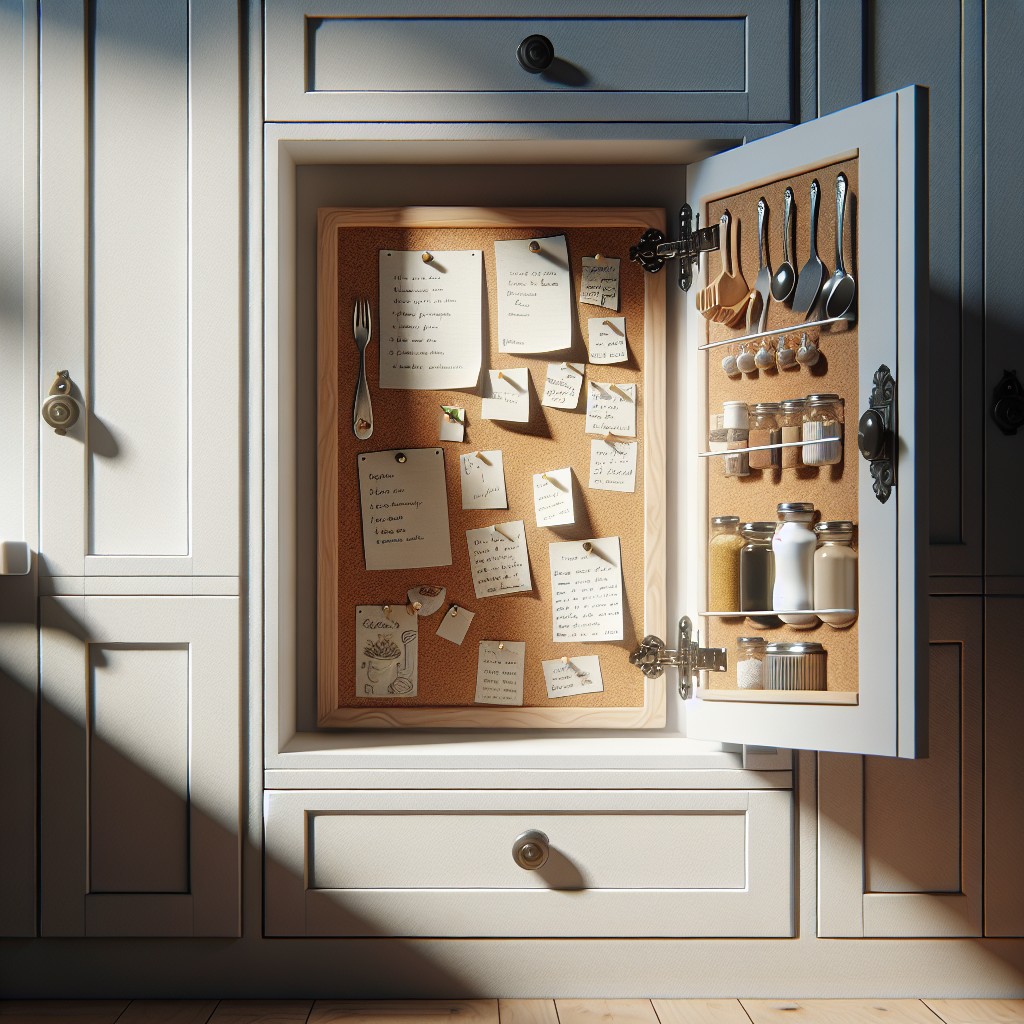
[589,438,638,492]
[355,605,419,697]
[542,655,604,698]
[549,537,624,642]
[585,382,637,437]
[541,362,585,409]
[580,256,620,310]
[357,448,452,571]
[475,640,526,705]
[466,520,532,599]
[587,317,628,364]
[532,467,575,527]
[460,450,507,510]
[378,249,483,390]
[495,235,572,353]
[481,367,530,422]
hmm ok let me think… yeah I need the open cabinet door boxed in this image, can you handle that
[681,87,927,758]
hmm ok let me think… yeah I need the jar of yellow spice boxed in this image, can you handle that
[708,515,744,612]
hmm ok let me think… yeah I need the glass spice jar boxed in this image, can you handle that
[740,522,780,628]
[748,402,781,470]
[736,637,767,690]
[778,399,806,469]
[722,401,749,478]
[764,641,827,691]
[708,515,743,612]
[801,393,844,466]
[813,521,858,627]
[772,502,819,627]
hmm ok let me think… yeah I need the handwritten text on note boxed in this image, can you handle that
[466,520,533,599]
[589,439,638,493]
[541,362,585,409]
[585,382,637,437]
[532,467,575,527]
[481,367,531,423]
[460,450,508,510]
[475,640,525,705]
[587,317,628,364]
[549,537,624,643]
[580,256,620,310]
[494,235,572,353]
[542,655,605,698]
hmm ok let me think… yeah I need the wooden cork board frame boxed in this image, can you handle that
[316,207,666,729]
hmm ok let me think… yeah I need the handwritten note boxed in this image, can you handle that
[460,450,507,510]
[357,448,452,571]
[439,406,465,442]
[475,641,526,705]
[355,605,419,697]
[481,367,530,423]
[587,317,628,364]
[585,382,637,437]
[378,249,482,390]
[436,604,475,645]
[589,439,638,492]
[580,256,620,310]
[466,520,533,599]
[532,467,575,527]
[549,537,624,643]
[495,235,572,353]
[542,655,605,698]
[541,362,585,409]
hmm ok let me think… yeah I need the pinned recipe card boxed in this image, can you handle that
[481,367,530,423]
[355,605,419,697]
[475,640,526,705]
[436,604,475,646]
[532,468,575,527]
[460,450,507,510]
[378,249,483,390]
[542,655,604,698]
[589,438,638,493]
[586,382,637,437]
[549,537,624,642]
[541,362,585,409]
[587,317,628,364]
[466,520,533,599]
[495,235,572,353]
[580,255,620,310]
[357,448,452,571]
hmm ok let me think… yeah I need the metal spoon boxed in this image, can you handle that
[820,172,856,319]
[770,186,796,302]
[791,178,826,315]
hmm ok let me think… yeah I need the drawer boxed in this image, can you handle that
[264,790,793,937]
[264,2,792,123]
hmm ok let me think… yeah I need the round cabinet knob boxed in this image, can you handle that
[857,408,885,461]
[512,829,550,870]
[992,369,1024,435]
[41,370,81,435]
[517,34,554,73]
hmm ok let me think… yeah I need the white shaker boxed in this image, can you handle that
[772,502,818,626]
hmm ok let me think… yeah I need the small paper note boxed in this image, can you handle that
[358,448,452,571]
[549,537,624,643]
[587,317,628,364]
[542,655,605,698]
[532,467,575,527]
[475,640,526,705]
[580,256,620,310]
[378,249,483,390]
[586,382,637,437]
[466,520,533,599]
[541,362,585,409]
[589,439,638,492]
[407,584,446,617]
[355,605,419,697]
[495,235,572,353]
[481,367,530,423]
[436,605,475,645]
[460,450,507,510]
[439,407,465,442]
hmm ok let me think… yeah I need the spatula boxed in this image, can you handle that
[791,179,826,315]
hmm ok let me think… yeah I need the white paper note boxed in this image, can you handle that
[466,520,533,599]
[355,605,419,697]
[378,249,483,390]
[541,362,585,409]
[580,256,621,310]
[481,367,530,423]
[439,406,465,442]
[549,537,624,642]
[495,235,573,353]
[532,467,575,527]
[542,655,605,698]
[589,438,638,492]
[357,448,453,571]
[475,640,526,705]
[436,604,475,645]
[460,450,507,510]
[585,382,637,437]
[587,317,628,364]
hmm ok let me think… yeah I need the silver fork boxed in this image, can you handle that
[352,299,373,440]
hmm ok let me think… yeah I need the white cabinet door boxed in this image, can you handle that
[680,88,928,758]
[37,0,240,579]
[39,596,240,937]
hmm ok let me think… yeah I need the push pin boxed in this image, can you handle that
[497,371,509,383]
[407,600,422,615]
[449,605,459,617]
[421,251,433,263]
[395,452,407,464]
[561,656,570,665]
[582,541,593,554]
[602,319,624,336]
[562,362,583,375]
[529,240,541,253]
[610,384,632,401]
[383,604,393,620]
[594,253,602,262]
[603,432,619,445]
[493,524,514,542]
[475,450,491,464]
[498,642,505,651]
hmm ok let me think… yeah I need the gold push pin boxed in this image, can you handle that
[475,450,491,464]
[498,642,505,650]
[383,604,392,619]
[542,473,551,482]
[610,383,631,400]
[407,600,422,615]
[493,524,514,542]
[594,253,602,262]
[603,432,618,445]
[529,240,541,253]
[450,605,459,617]
[562,362,583,375]
[421,251,433,263]
[582,542,593,554]
[497,371,509,383]
[602,319,624,336]
[395,452,407,464]
[561,656,570,665]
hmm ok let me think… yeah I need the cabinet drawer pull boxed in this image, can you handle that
[512,829,550,870]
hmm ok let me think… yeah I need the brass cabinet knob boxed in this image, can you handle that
[512,829,550,870]
[41,370,80,435]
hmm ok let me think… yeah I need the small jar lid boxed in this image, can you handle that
[737,636,767,648]
[780,398,806,412]
[815,520,855,536]
[777,502,815,521]
[766,641,825,654]
[741,521,776,538]
[711,515,740,526]
[722,400,749,429]
[751,402,782,416]
[805,393,843,406]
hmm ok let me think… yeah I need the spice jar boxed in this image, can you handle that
[740,522,780,628]
[814,521,858,627]
[708,412,728,459]
[802,393,844,466]
[708,515,743,612]
[772,502,818,627]
[722,401,749,478]
[736,637,767,690]
[748,402,781,470]
[765,641,827,691]
[778,399,805,469]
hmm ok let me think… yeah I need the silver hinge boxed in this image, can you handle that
[629,615,728,699]
[628,204,721,292]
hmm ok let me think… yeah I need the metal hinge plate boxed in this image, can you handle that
[628,205,721,291]
[629,615,728,698]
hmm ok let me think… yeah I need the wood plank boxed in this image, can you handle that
[498,1004,558,1024]
[0,1003,129,1024]
[116,1002,218,1024]
[309,1003,498,1024]
[556,1001,661,1024]
[924,1003,1024,1024]
[653,1001,751,1024]
[741,1002,940,1024]
[207,1003,313,1024]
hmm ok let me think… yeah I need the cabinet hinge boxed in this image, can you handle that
[629,615,728,698]
[628,204,721,292]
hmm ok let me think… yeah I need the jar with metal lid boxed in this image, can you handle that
[722,401,749,478]
[801,393,844,466]
[739,522,779,628]
[736,637,767,690]
[814,521,858,627]
[748,402,781,470]
[772,502,818,626]
[765,641,827,691]
[778,399,805,469]
[708,515,743,612]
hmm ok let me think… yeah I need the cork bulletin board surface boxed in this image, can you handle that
[316,208,666,729]
[700,157,861,695]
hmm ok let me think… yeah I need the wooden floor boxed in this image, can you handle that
[0,999,1022,1024]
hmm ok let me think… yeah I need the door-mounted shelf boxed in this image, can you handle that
[700,688,858,705]
[697,314,853,351]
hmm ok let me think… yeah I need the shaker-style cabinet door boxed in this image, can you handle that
[39,596,240,937]
[37,0,241,579]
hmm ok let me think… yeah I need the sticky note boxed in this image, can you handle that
[532,467,575,527]
[466,520,533,599]
[475,640,526,705]
[481,367,530,423]
[580,256,620,310]
[436,604,475,645]
[460,450,507,510]
[549,537,624,642]
[585,382,637,437]
[587,317,628,364]
[495,235,572,353]
[589,439,638,492]
[439,407,465,441]
[542,655,604,698]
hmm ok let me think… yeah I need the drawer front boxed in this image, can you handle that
[265,790,793,937]
[265,2,792,123]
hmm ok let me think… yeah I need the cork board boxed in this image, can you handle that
[699,156,861,696]
[316,208,666,729]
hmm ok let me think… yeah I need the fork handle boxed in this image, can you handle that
[353,347,373,440]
